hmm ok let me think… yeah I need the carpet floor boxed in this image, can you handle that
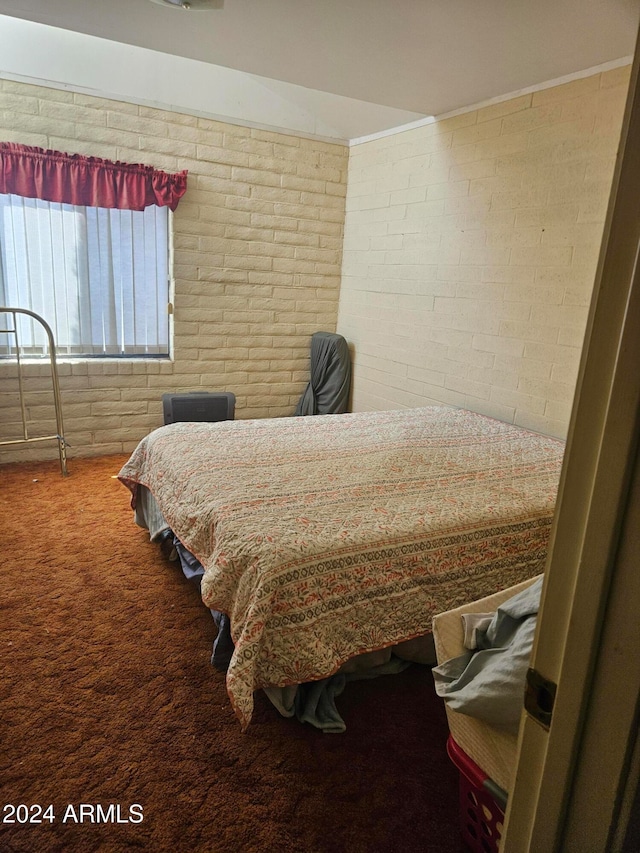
[0,455,462,853]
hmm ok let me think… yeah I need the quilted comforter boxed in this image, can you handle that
[119,406,564,729]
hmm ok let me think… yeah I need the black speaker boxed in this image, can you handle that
[162,391,236,425]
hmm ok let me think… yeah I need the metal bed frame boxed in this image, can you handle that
[0,307,68,476]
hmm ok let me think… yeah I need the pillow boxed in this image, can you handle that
[432,577,542,734]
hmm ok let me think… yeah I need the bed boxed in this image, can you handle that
[118,406,564,730]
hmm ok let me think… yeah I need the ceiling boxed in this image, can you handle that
[0,0,639,141]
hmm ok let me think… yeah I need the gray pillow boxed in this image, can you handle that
[432,577,542,734]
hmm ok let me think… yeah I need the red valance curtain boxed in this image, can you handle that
[0,142,188,211]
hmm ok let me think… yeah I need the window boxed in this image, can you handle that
[0,194,170,357]
[0,142,187,359]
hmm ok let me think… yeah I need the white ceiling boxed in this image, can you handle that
[0,0,639,141]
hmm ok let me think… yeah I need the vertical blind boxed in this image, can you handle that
[0,143,187,358]
[0,194,170,356]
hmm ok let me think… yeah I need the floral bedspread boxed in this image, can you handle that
[119,406,564,729]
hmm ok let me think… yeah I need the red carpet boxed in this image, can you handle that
[0,456,461,853]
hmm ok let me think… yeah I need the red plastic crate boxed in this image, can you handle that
[446,736,506,853]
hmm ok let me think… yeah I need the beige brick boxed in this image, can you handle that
[437,265,481,283]
[3,113,73,140]
[472,334,525,358]
[558,325,587,348]
[478,95,533,123]
[452,118,503,147]
[0,91,39,114]
[460,246,511,266]
[515,204,580,227]
[563,284,594,307]
[549,181,611,212]
[485,227,542,248]
[106,111,168,137]
[528,117,600,150]
[449,159,497,182]
[600,64,632,90]
[140,105,197,126]
[510,246,573,267]
[469,175,514,197]
[40,100,108,127]
[523,341,579,365]
[532,75,601,106]
[499,319,559,344]
[540,222,604,247]
[475,132,530,160]
[490,387,547,416]
[0,127,47,147]
[551,360,580,386]
[518,376,575,404]
[503,283,562,304]
[584,157,617,183]
[73,92,138,113]
[543,398,574,425]
[426,180,470,200]
[491,187,549,210]
[494,355,552,381]
[501,103,563,135]
[468,364,520,391]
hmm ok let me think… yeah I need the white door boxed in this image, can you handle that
[502,30,640,853]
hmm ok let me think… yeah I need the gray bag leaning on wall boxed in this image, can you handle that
[295,331,352,416]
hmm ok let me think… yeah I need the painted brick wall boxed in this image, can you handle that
[337,66,631,438]
[0,79,348,462]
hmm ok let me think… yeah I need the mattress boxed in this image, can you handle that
[119,405,564,729]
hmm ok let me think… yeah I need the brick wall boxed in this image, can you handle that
[1,66,631,463]
[337,66,631,438]
[0,79,348,462]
